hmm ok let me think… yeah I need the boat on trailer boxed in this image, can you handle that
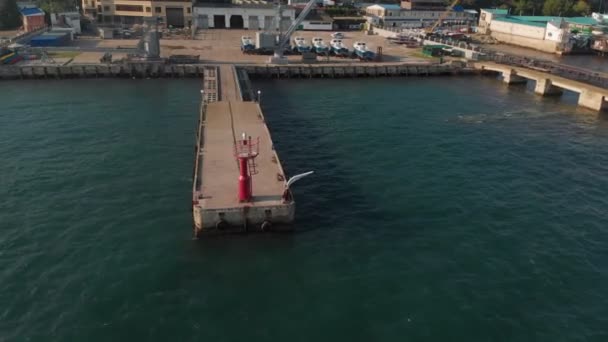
[241,36,255,53]
[330,39,349,56]
[353,41,375,61]
[292,37,311,53]
[312,37,329,54]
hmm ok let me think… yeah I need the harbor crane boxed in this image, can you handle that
[425,0,461,34]
[269,0,317,64]
[136,17,161,59]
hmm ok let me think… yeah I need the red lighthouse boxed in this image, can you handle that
[235,133,259,202]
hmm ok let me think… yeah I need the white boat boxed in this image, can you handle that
[292,37,311,53]
[353,41,374,60]
[241,36,255,52]
[330,39,349,56]
[312,37,329,54]
[592,12,608,23]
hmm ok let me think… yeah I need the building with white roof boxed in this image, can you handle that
[193,1,295,30]
[364,3,475,28]
[478,8,599,53]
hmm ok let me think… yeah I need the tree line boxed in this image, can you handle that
[453,0,599,16]
[1,0,78,30]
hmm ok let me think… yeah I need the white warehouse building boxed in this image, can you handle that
[477,9,597,54]
[365,4,476,28]
[193,3,295,30]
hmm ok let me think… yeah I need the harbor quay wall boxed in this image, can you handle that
[239,63,475,79]
[0,63,206,80]
[0,63,475,80]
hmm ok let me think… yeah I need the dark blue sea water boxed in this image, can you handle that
[1,77,607,341]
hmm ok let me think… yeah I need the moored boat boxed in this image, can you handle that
[241,36,255,53]
[312,37,329,54]
[293,37,311,53]
[330,39,349,56]
[353,41,375,61]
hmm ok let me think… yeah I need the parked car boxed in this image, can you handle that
[331,32,344,39]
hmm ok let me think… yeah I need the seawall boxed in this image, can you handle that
[0,63,475,80]
[0,63,206,80]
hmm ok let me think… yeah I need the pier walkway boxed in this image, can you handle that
[475,62,608,112]
[192,65,294,235]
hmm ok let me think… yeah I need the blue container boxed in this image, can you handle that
[30,33,69,47]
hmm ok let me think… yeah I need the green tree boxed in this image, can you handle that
[36,0,77,13]
[513,0,533,14]
[572,0,591,14]
[542,0,573,15]
[0,0,22,30]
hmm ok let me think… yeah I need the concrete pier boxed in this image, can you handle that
[476,62,608,112]
[502,69,528,84]
[534,78,563,96]
[192,65,294,236]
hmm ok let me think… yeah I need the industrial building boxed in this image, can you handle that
[365,3,476,28]
[400,0,445,11]
[193,1,295,30]
[81,0,194,27]
[52,12,82,35]
[478,8,598,54]
[331,16,367,30]
[20,8,46,32]
[299,10,333,30]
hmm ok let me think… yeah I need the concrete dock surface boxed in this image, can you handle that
[194,65,294,234]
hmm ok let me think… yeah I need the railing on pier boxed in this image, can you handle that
[192,66,219,205]
[421,36,608,88]
[482,54,608,89]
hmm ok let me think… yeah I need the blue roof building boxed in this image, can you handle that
[20,8,44,16]
[374,4,402,10]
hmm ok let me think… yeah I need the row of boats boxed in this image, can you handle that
[241,36,375,60]
[293,37,374,60]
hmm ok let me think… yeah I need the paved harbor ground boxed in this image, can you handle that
[20,29,433,65]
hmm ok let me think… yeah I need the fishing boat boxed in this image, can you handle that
[386,35,418,46]
[311,37,329,54]
[353,41,375,61]
[240,36,255,53]
[330,39,349,56]
[292,37,311,53]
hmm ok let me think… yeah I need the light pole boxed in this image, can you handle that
[257,90,261,103]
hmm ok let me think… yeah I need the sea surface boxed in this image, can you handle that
[1,77,607,341]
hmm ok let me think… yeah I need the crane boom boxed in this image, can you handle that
[272,0,317,61]
[427,0,460,33]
